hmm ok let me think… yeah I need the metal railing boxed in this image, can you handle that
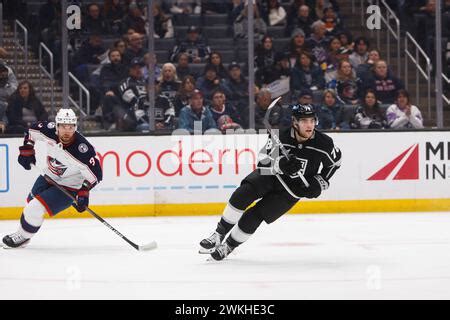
[404,32,432,120]
[13,20,28,79]
[0,3,3,47]
[68,72,90,130]
[38,42,55,116]
[366,0,401,78]
[443,73,450,105]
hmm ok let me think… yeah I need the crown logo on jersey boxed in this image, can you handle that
[47,156,68,177]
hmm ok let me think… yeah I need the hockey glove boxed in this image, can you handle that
[18,145,36,170]
[275,156,303,176]
[72,187,89,213]
[299,175,329,199]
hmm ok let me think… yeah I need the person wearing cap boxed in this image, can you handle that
[170,26,211,63]
[285,28,307,68]
[222,62,249,111]
[0,62,18,133]
[177,89,217,134]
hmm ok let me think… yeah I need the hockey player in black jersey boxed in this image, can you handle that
[199,104,342,260]
[2,108,103,248]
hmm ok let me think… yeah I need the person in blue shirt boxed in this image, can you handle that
[177,89,218,134]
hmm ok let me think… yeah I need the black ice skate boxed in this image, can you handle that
[2,232,30,249]
[199,232,224,254]
[210,242,234,261]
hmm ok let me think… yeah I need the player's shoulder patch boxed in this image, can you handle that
[47,122,56,129]
[78,143,89,154]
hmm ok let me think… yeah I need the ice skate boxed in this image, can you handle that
[2,232,30,249]
[199,231,224,254]
[210,242,234,261]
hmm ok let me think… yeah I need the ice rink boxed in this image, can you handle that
[1,212,450,300]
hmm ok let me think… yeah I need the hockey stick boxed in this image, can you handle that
[262,96,310,188]
[32,165,157,251]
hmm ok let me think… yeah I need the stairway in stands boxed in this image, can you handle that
[339,1,449,127]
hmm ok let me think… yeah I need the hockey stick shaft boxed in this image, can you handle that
[262,96,310,188]
[32,165,147,251]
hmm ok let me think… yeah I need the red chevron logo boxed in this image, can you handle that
[368,144,419,180]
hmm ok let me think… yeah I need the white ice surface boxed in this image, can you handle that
[1,212,450,300]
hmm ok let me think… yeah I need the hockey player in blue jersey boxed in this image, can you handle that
[2,108,103,248]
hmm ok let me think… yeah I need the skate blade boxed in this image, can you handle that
[2,241,30,249]
[198,247,215,254]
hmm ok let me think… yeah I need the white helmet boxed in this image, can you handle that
[55,108,77,131]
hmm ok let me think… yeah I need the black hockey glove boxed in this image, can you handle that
[18,145,36,170]
[275,156,303,176]
[72,187,89,213]
[299,175,329,199]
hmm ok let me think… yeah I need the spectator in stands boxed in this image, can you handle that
[104,0,126,34]
[336,30,353,53]
[322,6,342,36]
[206,52,228,80]
[233,1,267,40]
[174,75,196,116]
[153,91,176,131]
[356,48,381,83]
[317,89,346,130]
[99,49,128,95]
[349,37,369,70]
[178,89,218,134]
[176,53,194,81]
[149,3,174,39]
[255,35,276,73]
[325,37,350,75]
[122,32,147,67]
[362,60,404,105]
[253,88,289,130]
[73,34,107,67]
[208,90,242,132]
[286,4,314,37]
[386,89,424,129]
[286,28,307,68]
[38,0,61,33]
[327,59,360,105]
[83,3,110,35]
[295,88,315,107]
[196,64,227,103]
[256,51,291,87]
[170,26,211,63]
[351,89,387,129]
[291,51,325,98]
[0,63,19,133]
[166,0,201,25]
[306,20,331,71]
[142,53,161,83]
[261,0,287,26]
[157,63,181,106]
[222,62,249,112]
[5,81,48,134]
[121,2,146,35]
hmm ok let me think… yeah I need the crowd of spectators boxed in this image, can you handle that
[0,0,431,135]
